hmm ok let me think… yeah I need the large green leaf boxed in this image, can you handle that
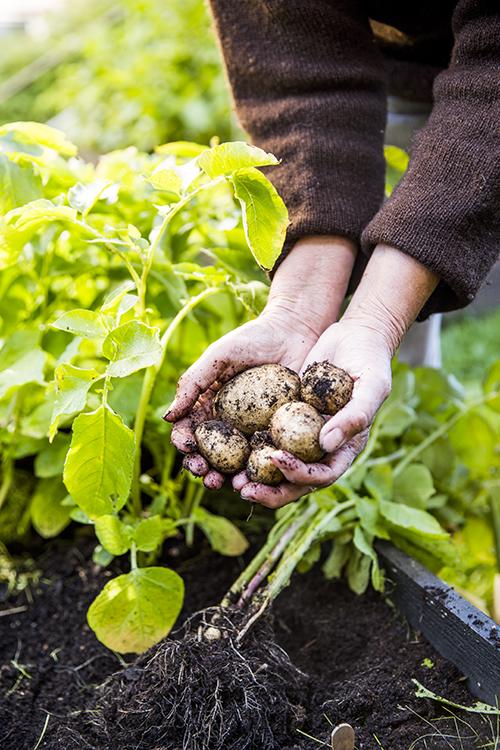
[0,153,42,214]
[231,167,288,270]
[198,141,278,178]
[94,515,131,556]
[0,348,46,400]
[103,321,162,378]
[393,463,435,508]
[63,405,135,518]
[0,200,77,267]
[87,566,184,653]
[50,364,101,440]
[52,309,110,338]
[133,515,169,552]
[449,413,496,477]
[31,478,71,539]
[194,507,249,556]
[0,122,77,157]
[380,500,448,540]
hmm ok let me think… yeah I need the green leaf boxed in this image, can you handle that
[50,364,101,440]
[87,566,184,653]
[365,464,393,502]
[52,309,110,338]
[193,507,249,556]
[103,321,162,378]
[0,348,46,400]
[94,515,131,555]
[380,500,448,540]
[63,405,135,518]
[231,167,288,270]
[377,402,416,437]
[393,464,435,508]
[198,141,278,178]
[68,180,115,217]
[34,433,71,478]
[0,122,77,156]
[346,547,371,594]
[0,200,77,267]
[134,516,167,552]
[484,360,500,412]
[353,525,384,590]
[322,540,350,580]
[384,145,409,197]
[0,153,42,214]
[147,169,182,200]
[356,496,390,539]
[156,141,208,158]
[449,413,496,477]
[31,478,71,539]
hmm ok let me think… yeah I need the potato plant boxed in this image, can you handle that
[0,122,287,652]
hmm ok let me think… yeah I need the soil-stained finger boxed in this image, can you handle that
[182,453,209,476]
[203,470,225,490]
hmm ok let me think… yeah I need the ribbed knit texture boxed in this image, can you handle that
[209,0,500,317]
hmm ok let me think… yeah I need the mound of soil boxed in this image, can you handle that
[0,533,493,750]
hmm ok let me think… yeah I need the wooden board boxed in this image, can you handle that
[377,542,500,704]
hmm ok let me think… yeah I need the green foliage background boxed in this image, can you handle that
[0,0,236,153]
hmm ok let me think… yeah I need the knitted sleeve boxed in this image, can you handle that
[362,0,500,317]
[208,0,387,252]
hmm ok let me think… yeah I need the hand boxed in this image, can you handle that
[164,235,357,490]
[236,319,392,507]
[236,244,439,508]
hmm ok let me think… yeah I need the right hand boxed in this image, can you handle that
[164,309,320,489]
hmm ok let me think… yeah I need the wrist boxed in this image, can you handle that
[342,244,439,355]
[266,234,357,337]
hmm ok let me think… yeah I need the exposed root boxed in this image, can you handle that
[55,606,308,750]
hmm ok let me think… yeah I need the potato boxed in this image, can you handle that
[270,402,324,463]
[195,420,250,474]
[250,430,274,449]
[247,446,283,486]
[214,364,300,434]
[300,361,353,415]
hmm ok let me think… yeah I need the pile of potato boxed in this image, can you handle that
[194,362,354,486]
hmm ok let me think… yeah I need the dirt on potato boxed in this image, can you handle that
[301,361,353,415]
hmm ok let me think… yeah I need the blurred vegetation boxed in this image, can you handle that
[442,308,500,384]
[0,0,236,154]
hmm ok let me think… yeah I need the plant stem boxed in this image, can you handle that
[185,483,204,547]
[393,390,499,477]
[130,543,137,571]
[130,286,221,512]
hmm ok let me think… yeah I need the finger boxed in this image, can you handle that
[203,470,225,490]
[271,450,338,487]
[232,471,249,491]
[240,481,310,509]
[171,417,197,453]
[320,371,390,453]
[182,453,209,477]
[163,341,231,421]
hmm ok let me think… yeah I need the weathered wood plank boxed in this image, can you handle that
[377,542,500,704]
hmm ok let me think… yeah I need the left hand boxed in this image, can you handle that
[233,319,393,508]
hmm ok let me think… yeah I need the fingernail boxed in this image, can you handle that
[322,427,344,452]
[162,400,177,421]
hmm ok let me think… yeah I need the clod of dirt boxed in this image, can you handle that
[214,364,300,434]
[301,361,353,415]
[247,445,284,485]
[57,609,307,750]
[250,430,274,449]
[270,402,324,462]
[195,420,249,474]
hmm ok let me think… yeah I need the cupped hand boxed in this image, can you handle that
[163,309,320,489]
[235,320,393,508]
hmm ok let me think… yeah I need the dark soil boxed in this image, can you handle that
[0,533,495,750]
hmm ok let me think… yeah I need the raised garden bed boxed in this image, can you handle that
[1,534,499,750]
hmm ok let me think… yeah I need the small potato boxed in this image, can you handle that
[247,446,283,486]
[214,364,300,434]
[195,420,250,474]
[301,361,353,415]
[270,402,324,463]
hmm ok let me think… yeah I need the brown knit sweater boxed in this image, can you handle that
[208,0,500,318]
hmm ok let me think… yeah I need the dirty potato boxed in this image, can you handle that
[270,402,324,463]
[195,420,250,474]
[246,445,283,486]
[300,361,353,415]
